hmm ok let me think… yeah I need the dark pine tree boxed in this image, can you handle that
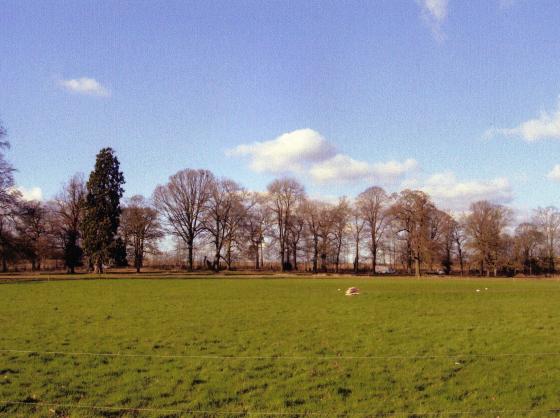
[80,148,125,273]
[111,236,128,267]
[63,230,83,274]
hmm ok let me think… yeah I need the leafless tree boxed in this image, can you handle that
[287,211,305,270]
[357,186,391,274]
[121,195,163,272]
[0,126,15,209]
[302,199,326,273]
[391,190,437,277]
[438,211,457,274]
[533,207,560,275]
[350,204,366,273]
[513,222,543,275]
[52,174,86,273]
[465,200,511,277]
[17,200,50,270]
[453,217,468,276]
[203,178,250,271]
[153,169,214,271]
[331,197,350,273]
[243,193,271,269]
[266,178,305,271]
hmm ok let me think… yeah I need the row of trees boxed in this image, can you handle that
[149,168,560,277]
[1,123,560,276]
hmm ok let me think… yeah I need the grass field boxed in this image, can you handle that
[1,276,560,417]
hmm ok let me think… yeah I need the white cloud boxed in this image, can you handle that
[547,165,560,182]
[59,77,111,97]
[12,186,43,201]
[309,154,418,184]
[418,0,448,41]
[485,98,560,141]
[226,129,336,174]
[228,129,417,186]
[418,172,513,210]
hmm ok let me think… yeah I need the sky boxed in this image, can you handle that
[1,0,560,215]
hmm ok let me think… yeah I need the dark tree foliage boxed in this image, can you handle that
[80,148,125,273]
[63,230,83,273]
[111,236,128,267]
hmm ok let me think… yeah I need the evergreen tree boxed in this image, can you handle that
[80,148,125,273]
[111,236,128,267]
[63,230,83,273]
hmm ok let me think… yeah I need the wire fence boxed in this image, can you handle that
[3,348,560,360]
[1,400,560,417]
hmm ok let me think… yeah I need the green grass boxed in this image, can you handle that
[1,276,560,417]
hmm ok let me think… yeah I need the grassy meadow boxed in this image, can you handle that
[1,276,560,417]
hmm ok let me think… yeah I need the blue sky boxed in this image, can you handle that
[1,0,560,213]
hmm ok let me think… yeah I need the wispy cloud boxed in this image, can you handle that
[547,165,560,182]
[226,129,417,185]
[58,77,111,97]
[12,186,43,201]
[416,172,513,210]
[484,97,560,141]
[417,0,448,41]
[310,154,418,184]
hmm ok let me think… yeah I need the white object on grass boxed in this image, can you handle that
[345,287,360,296]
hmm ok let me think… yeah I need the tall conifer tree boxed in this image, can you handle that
[81,148,125,273]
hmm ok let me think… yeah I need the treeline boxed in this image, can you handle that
[1,128,559,276]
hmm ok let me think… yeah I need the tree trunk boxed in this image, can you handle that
[353,239,359,274]
[312,239,318,273]
[95,258,103,274]
[214,249,221,272]
[187,241,194,271]
[371,244,377,275]
[414,258,420,277]
[2,257,7,273]
[255,244,260,270]
[292,245,298,271]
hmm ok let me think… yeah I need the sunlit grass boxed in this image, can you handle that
[1,276,560,417]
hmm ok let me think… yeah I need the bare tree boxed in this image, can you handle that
[391,190,437,277]
[453,217,468,276]
[465,200,511,277]
[17,200,50,271]
[53,174,86,273]
[331,197,350,273]
[0,125,20,272]
[350,204,365,273]
[302,200,326,273]
[513,222,543,275]
[0,125,15,209]
[438,211,457,275]
[244,193,270,269]
[356,186,391,274]
[203,178,248,271]
[533,207,560,275]
[266,178,305,271]
[287,211,304,270]
[121,195,163,273]
[153,169,214,271]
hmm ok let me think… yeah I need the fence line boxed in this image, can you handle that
[1,400,560,417]
[3,348,560,361]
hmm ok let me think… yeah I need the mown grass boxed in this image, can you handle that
[1,276,560,417]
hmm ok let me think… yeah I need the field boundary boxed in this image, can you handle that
[4,348,560,361]
[2,399,560,416]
